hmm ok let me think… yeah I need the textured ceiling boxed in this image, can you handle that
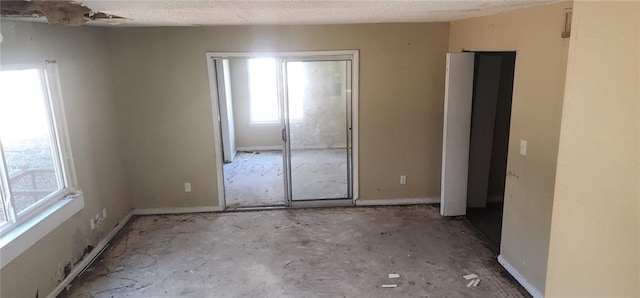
[76,0,555,27]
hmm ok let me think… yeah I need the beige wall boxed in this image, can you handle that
[2,3,636,296]
[0,21,131,297]
[107,23,450,208]
[449,1,571,293]
[545,1,640,296]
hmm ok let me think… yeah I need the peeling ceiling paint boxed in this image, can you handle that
[0,0,124,26]
[2,1,557,27]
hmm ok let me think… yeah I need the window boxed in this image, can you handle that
[248,58,279,124]
[248,58,303,124]
[0,64,75,234]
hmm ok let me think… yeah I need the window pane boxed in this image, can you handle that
[248,58,279,123]
[0,69,64,215]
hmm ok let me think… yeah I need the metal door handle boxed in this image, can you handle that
[282,127,287,142]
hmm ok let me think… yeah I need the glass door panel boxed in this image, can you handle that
[286,60,351,201]
[219,57,287,208]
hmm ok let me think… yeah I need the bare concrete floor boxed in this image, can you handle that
[290,149,348,200]
[61,206,527,298]
[223,150,348,208]
[223,151,285,207]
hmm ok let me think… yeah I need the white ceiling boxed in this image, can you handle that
[81,0,555,27]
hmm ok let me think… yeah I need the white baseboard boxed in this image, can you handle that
[355,197,440,206]
[47,210,134,298]
[497,255,543,298]
[133,206,224,215]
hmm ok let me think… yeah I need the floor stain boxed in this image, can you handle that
[60,205,528,298]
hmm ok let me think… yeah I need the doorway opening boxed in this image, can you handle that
[206,51,359,210]
[465,52,516,247]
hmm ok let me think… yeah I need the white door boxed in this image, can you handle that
[440,53,475,216]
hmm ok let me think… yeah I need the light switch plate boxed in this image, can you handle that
[184,182,192,193]
[520,140,528,156]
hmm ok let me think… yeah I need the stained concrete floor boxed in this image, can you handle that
[223,150,348,208]
[61,205,527,297]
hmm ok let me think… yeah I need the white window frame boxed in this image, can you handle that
[0,62,78,236]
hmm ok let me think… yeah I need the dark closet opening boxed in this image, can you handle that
[466,51,516,248]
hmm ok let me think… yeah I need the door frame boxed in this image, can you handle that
[205,50,360,210]
[440,51,517,217]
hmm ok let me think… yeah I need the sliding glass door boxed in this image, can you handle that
[284,59,352,202]
[211,51,355,209]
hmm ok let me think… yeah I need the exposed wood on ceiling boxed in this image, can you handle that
[0,0,124,26]
[1,1,557,27]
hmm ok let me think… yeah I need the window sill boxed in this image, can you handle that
[0,191,84,269]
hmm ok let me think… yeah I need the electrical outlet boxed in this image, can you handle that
[184,182,192,193]
[102,208,107,219]
[400,175,407,185]
[89,218,95,230]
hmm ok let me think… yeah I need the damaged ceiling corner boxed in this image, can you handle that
[0,0,125,26]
